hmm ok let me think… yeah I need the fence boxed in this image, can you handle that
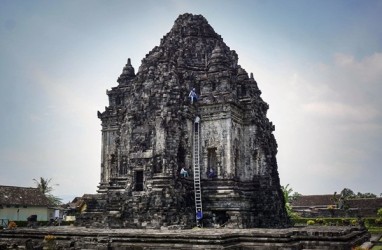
[0,219,9,228]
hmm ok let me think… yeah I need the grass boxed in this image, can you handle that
[371,246,382,250]
[368,227,382,234]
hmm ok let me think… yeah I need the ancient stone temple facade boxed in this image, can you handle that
[85,13,290,229]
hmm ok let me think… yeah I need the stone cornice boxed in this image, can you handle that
[199,102,243,123]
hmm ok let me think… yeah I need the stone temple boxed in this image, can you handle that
[81,13,290,229]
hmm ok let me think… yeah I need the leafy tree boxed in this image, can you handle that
[340,188,355,199]
[356,192,377,198]
[33,177,62,206]
[281,184,301,202]
[339,188,377,199]
[291,191,302,202]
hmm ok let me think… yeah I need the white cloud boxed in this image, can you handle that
[302,101,379,123]
[333,52,382,83]
[250,52,382,195]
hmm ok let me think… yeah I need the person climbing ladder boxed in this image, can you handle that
[189,88,198,104]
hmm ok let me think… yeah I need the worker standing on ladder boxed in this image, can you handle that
[196,209,203,226]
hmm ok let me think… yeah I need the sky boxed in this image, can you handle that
[1,0,381,203]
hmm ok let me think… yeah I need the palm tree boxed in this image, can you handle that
[33,177,62,205]
[33,177,54,194]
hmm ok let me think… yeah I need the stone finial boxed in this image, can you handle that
[118,58,136,84]
[250,73,254,79]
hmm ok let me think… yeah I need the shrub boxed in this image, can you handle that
[289,212,301,221]
[307,220,315,225]
[377,208,382,217]
[44,235,56,241]
[315,218,324,225]
[364,217,380,227]
[375,218,382,225]
[342,218,351,226]
[351,219,358,226]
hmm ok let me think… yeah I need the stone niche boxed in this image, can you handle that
[79,13,290,229]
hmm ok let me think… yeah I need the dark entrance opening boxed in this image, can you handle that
[207,147,217,172]
[241,85,246,96]
[135,170,144,191]
[177,144,186,173]
[212,211,230,226]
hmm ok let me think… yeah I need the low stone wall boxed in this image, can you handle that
[0,225,370,249]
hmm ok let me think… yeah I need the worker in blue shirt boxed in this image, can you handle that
[189,88,198,104]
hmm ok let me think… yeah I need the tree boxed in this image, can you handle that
[33,177,54,195]
[281,184,300,219]
[281,184,301,203]
[356,192,377,198]
[339,188,377,199]
[340,188,355,199]
[33,177,62,206]
[281,184,293,204]
[291,191,302,202]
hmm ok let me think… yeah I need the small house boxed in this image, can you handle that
[0,185,53,222]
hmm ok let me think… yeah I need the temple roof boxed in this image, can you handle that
[131,13,238,79]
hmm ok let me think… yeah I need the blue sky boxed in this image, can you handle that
[1,0,381,202]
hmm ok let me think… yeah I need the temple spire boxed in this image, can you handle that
[117,58,136,84]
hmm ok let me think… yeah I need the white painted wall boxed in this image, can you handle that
[0,206,54,221]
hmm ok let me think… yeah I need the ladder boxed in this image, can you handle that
[193,116,203,225]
